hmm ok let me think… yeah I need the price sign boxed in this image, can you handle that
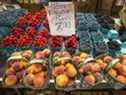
[47,2,75,36]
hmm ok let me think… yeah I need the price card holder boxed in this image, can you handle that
[47,2,75,36]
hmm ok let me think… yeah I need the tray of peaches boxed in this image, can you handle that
[107,54,126,88]
[23,59,50,89]
[52,51,78,90]
[74,53,114,89]
[3,55,29,88]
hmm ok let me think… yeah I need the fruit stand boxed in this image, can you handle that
[0,0,126,95]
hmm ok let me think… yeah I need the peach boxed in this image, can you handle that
[56,74,69,87]
[119,65,126,77]
[79,68,84,74]
[80,52,88,59]
[90,63,101,73]
[26,73,34,85]
[60,60,68,65]
[20,60,29,68]
[96,59,107,69]
[5,75,17,86]
[67,79,74,86]
[35,72,45,78]
[122,59,126,65]
[8,61,15,67]
[42,49,51,57]
[33,76,45,88]
[62,51,71,57]
[53,52,61,57]
[117,75,126,84]
[13,62,24,72]
[6,68,15,76]
[52,65,65,77]
[81,64,92,73]
[27,64,42,74]
[84,75,96,85]
[27,65,35,74]
[103,56,113,63]
[73,56,81,64]
[114,63,123,70]
[65,63,77,78]
[121,55,126,60]
[34,64,42,72]
[35,51,44,59]
[108,69,117,77]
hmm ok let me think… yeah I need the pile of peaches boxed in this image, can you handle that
[3,49,51,88]
[24,60,49,89]
[4,48,126,89]
[73,53,114,88]
[52,51,77,88]
[4,54,29,87]
[108,55,126,85]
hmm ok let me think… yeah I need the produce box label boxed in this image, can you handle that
[47,2,75,36]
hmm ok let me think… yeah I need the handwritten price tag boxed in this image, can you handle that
[47,2,75,36]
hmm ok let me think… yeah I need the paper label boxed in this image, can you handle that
[47,2,75,36]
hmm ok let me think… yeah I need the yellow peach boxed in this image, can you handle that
[108,69,117,77]
[84,75,96,85]
[65,63,77,78]
[80,52,88,59]
[56,74,69,87]
[5,75,17,86]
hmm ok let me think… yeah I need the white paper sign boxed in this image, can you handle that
[47,2,75,36]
